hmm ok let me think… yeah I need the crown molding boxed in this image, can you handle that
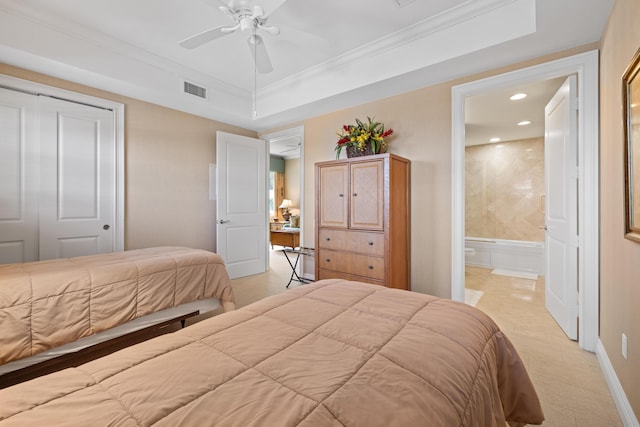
[256,0,535,118]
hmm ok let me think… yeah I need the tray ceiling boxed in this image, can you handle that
[0,0,614,131]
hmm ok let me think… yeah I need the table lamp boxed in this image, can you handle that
[279,199,292,221]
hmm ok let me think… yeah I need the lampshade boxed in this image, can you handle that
[278,199,292,209]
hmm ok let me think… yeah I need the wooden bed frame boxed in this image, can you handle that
[0,311,199,389]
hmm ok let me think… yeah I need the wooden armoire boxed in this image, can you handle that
[315,153,410,290]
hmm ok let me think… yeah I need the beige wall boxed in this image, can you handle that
[0,63,257,253]
[284,158,301,211]
[466,138,545,242]
[600,0,640,419]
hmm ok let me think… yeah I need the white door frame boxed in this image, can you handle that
[0,74,125,253]
[451,50,599,352]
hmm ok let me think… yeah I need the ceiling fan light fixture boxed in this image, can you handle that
[240,17,254,32]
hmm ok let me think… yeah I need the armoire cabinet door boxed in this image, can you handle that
[350,160,384,230]
[318,164,349,228]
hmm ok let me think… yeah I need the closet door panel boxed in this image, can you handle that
[39,97,116,260]
[0,88,39,263]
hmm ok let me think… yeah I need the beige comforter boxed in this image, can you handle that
[0,279,543,426]
[0,247,234,366]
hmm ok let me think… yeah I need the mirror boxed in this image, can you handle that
[624,47,640,242]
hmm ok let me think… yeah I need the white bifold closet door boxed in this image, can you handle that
[0,88,116,264]
[0,88,39,263]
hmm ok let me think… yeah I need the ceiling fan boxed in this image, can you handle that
[179,0,286,74]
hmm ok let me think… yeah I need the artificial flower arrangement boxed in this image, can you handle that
[335,117,394,159]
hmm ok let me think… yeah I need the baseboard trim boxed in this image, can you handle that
[596,339,639,427]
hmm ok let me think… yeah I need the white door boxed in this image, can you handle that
[216,131,268,279]
[38,96,116,260]
[544,75,578,340]
[0,88,39,263]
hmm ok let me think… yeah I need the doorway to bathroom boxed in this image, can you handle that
[451,50,600,352]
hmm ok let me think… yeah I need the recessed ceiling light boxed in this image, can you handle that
[510,93,527,100]
[518,120,532,126]
[490,137,501,143]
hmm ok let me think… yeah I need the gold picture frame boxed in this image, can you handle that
[623,47,640,242]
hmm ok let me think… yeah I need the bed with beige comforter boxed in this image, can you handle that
[0,279,543,426]
[0,247,235,369]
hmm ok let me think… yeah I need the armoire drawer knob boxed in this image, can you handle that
[368,265,374,269]
[325,237,331,241]
[353,193,358,197]
[368,241,373,246]
[325,258,331,263]
[338,193,344,197]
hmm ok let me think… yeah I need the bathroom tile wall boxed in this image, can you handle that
[465,137,545,242]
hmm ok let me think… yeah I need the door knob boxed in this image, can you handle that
[103,224,110,230]
[218,219,231,224]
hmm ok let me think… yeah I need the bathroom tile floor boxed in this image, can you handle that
[465,266,622,426]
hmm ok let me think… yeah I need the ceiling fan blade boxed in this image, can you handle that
[248,35,273,74]
[259,24,280,35]
[179,26,230,49]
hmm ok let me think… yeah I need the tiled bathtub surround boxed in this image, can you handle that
[465,138,545,242]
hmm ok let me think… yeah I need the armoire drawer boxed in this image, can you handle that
[317,269,384,286]
[317,249,384,281]
[317,229,384,256]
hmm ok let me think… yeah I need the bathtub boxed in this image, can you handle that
[465,237,544,275]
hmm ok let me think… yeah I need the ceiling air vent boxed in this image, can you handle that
[184,81,207,99]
